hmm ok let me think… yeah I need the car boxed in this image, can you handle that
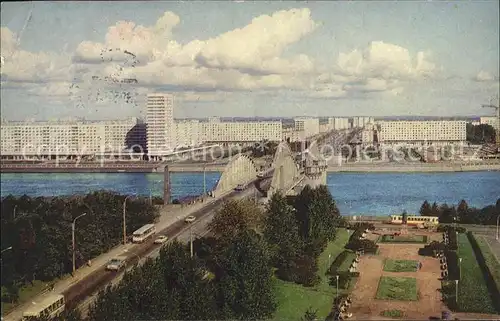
[256,172,264,178]
[234,184,244,191]
[154,235,168,244]
[184,215,196,223]
[106,257,126,271]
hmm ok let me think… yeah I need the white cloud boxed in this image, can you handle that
[2,9,443,106]
[337,41,436,80]
[474,70,496,82]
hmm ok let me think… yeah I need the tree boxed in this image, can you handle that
[264,192,303,281]
[215,230,276,319]
[208,199,264,243]
[431,202,439,216]
[302,307,318,321]
[457,200,469,221]
[401,210,408,225]
[466,123,496,144]
[420,200,432,216]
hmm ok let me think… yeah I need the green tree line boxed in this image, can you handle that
[466,123,497,144]
[84,185,342,320]
[419,199,500,225]
[1,191,158,304]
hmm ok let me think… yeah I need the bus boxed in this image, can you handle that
[390,215,439,226]
[132,224,156,243]
[22,294,65,320]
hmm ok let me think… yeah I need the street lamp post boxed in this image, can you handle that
[496,215,500,241]
[123,195,135,245]
[13,205,17,219]
[455,279,459,303]
[1,246,13,286]
[336,275,340,299]
[190,225,194,258]
[458,258,462,279]
[72,213,87,275]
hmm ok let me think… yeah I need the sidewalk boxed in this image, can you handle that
[3,194,225,321]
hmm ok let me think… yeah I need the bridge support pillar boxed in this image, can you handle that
[163,165,171,205]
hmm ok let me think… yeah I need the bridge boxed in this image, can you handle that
[160,140,328,203]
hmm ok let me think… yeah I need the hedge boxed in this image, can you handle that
[446,227,458,251]
[326,250,356,275]
[445,249,460,280]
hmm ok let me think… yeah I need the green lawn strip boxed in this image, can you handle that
[376,276,418,301]
[1,280,50,316]
[272,228,350,320]
[380,309,405,318]
[379,234,428,244]
[383,259,419,272]
[475,236,500,294]
[456,234,496,313]
[272,279,334,321]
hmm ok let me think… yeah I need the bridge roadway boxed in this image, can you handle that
[2,176,272,321]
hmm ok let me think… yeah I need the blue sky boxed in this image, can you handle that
[1,1,498,120]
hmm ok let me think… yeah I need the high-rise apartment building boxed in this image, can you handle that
[328,117,350,130]
[146,93,174,157]
[480,116,499,133]
[294,117,320,138]
[378,120,466,146]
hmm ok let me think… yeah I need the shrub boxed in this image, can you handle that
[345,239,378,254]
[447,227,458,251]
[419,241,446,256]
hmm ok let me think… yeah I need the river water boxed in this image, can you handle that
[1,172,499,216]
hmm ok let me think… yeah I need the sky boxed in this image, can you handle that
[0,1,499,121]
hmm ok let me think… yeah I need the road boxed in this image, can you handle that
[76,187,254,317]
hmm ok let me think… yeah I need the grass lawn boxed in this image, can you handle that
[379,234,428,244]
[455,234,497,313]
[383,259,419,272]
[475,235,500,293]
[376,276,418,301]
[272,228,350,320]
[1,280,49,316]
[380,309,405,318]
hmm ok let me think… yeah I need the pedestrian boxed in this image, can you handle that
[420,262,423,270]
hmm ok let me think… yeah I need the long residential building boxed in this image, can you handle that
[294,117,320,138]
[201,118,282,143]
[378,120,466,146]
[0,118,145,159]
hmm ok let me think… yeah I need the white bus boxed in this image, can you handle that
[22,294,65,320]
[132,224,156,243]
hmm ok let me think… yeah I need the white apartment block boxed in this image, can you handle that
[0,118,145,159]
[294,117,320,138]
[328,117,350,130]
[352,116,374,128]
[480,116,499,132]
[378,120,466,146]
[201,120,282,142]
[175,120,201,148]
[283,128,306,142]
[146,93,174,157]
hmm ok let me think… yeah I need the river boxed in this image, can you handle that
[1,172,499,216]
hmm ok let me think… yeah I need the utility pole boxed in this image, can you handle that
[123,195,134,245]
[190,225,193,258]
[482,97,500,150]
[203,164,206,196]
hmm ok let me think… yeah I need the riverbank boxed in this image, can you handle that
[1,161,499,173]
[328,163,500,173]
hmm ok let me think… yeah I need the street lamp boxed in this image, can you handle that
[1,246,13,285]
[458,258,462,279]
[455,279,459,303]
[72,213,87,275]
[123,195,135,245]
[496,214,500,241]
[13,205,17,219]
[336,275,340,299]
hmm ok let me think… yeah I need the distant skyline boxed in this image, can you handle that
[1,1,499,120]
